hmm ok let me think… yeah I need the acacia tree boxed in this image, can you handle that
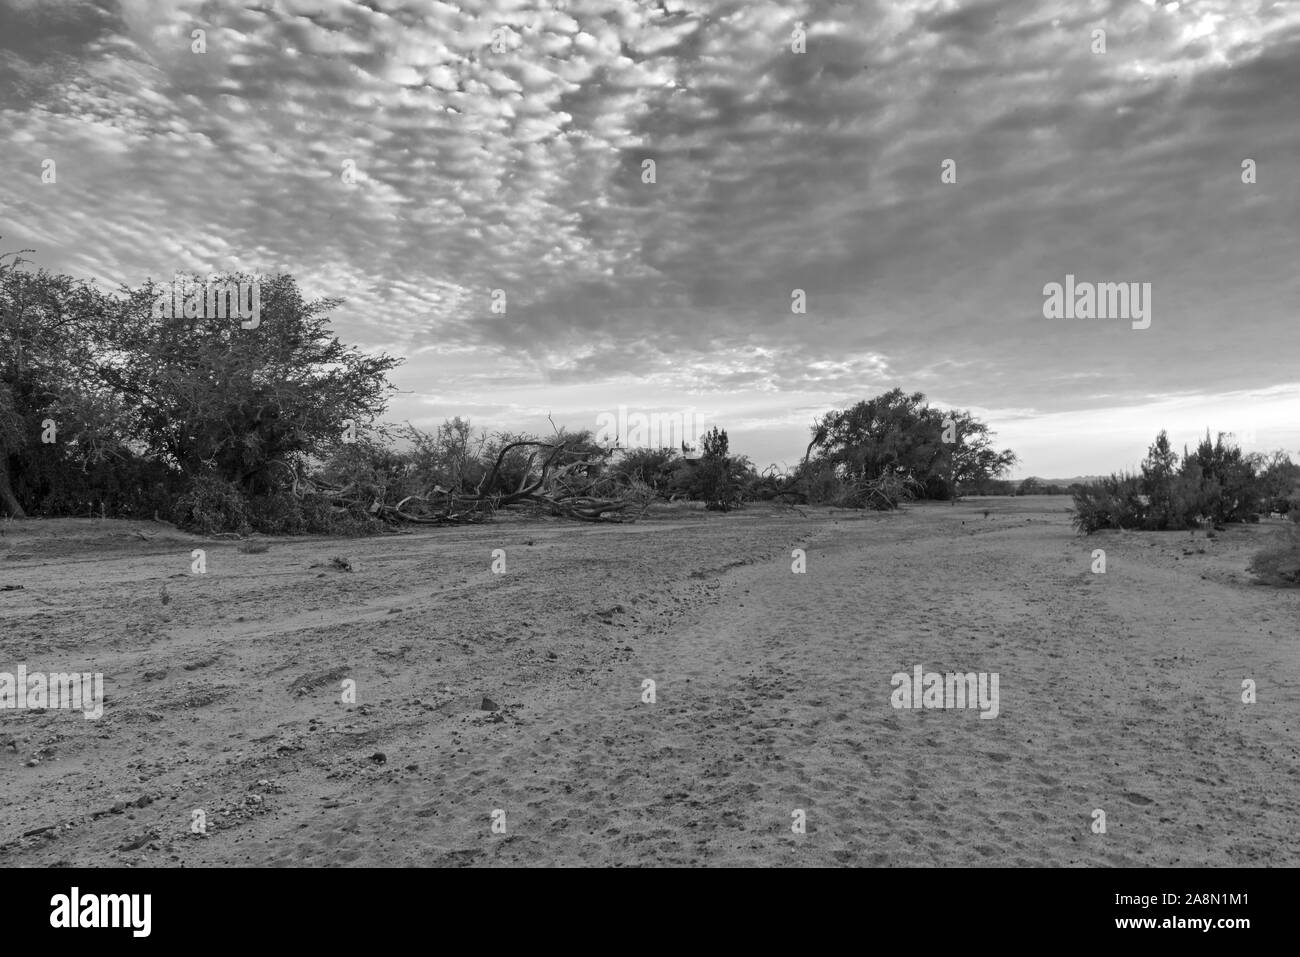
[806,388,1016,501]
[95,273,401,494]
[945,410,1018,496]
[0,250,126,517]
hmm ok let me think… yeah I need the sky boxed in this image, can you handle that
[2,0,1298,478]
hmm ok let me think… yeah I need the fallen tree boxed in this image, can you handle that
[276,438,649,525]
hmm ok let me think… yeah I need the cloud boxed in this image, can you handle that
[1,0,1297,473]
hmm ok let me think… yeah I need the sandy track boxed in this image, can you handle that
[1,499,1296,866]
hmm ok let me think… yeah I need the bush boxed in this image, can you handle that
[170,474,252,535]
[1076,430,1289,533]
[173,478,386,537]
[1185,431,1261,523]
[615,448,682,491]
[1249,526,1300,587]
[1017,477,1042,496]
[1070,473,1145,534]
[801,465,843,506]
[244,490,309,536]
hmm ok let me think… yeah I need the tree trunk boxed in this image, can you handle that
[0,454,25,517]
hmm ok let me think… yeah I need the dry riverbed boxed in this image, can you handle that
[1,497,1296,866]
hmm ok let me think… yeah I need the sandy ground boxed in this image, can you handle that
[1,496,1297,867]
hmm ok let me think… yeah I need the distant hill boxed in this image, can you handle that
[1017,476,1106,487]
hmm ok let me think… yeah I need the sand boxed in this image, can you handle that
[1,496,1296,866]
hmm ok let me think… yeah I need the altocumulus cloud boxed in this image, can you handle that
[1,0,1297,472]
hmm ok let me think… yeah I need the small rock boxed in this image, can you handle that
[369,752,387,764]
[480,696,500,712]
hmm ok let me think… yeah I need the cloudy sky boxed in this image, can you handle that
[2,0,1298,477]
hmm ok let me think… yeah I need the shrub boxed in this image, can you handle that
[244,490,308,536]
[1249,526,1300,587]
[1070,473,1145,534]
[1185,431,1261,523]
[296,494,382,536]
[1076,431,1290,533]
[615,448,682,491]
[801,465,844,506]
[1252,451,1300,514]
[170,474,252,535]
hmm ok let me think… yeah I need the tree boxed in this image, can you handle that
[1252,450,1300,513]
[947,411,1018,495]
[1140,430,1183,528]
[0,380,22,517]
[1017,477,1043,496]
[806,389,1016,503]
[810,390,943,485]
[1183,431,1259,523]
[0,249,124,517]
[692,426,739,510]
[95,273,402,494]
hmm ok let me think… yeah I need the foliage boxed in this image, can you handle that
[1070,473,1146,534]
[0,249,159,517]
[678,426,744,510]
[169,474,253,535]
[1250,450,1300,514]
[1248,526,1300,587]
[1184,431,1261,524]
[1073,429,1295,534]
[96,273,401,494]
[1,254,1044,529]
[1015,477,1064,495]
[805,388,1015,507]
[614,447,683,491]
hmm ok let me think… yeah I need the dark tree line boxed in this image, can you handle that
[2,253,1020,532]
